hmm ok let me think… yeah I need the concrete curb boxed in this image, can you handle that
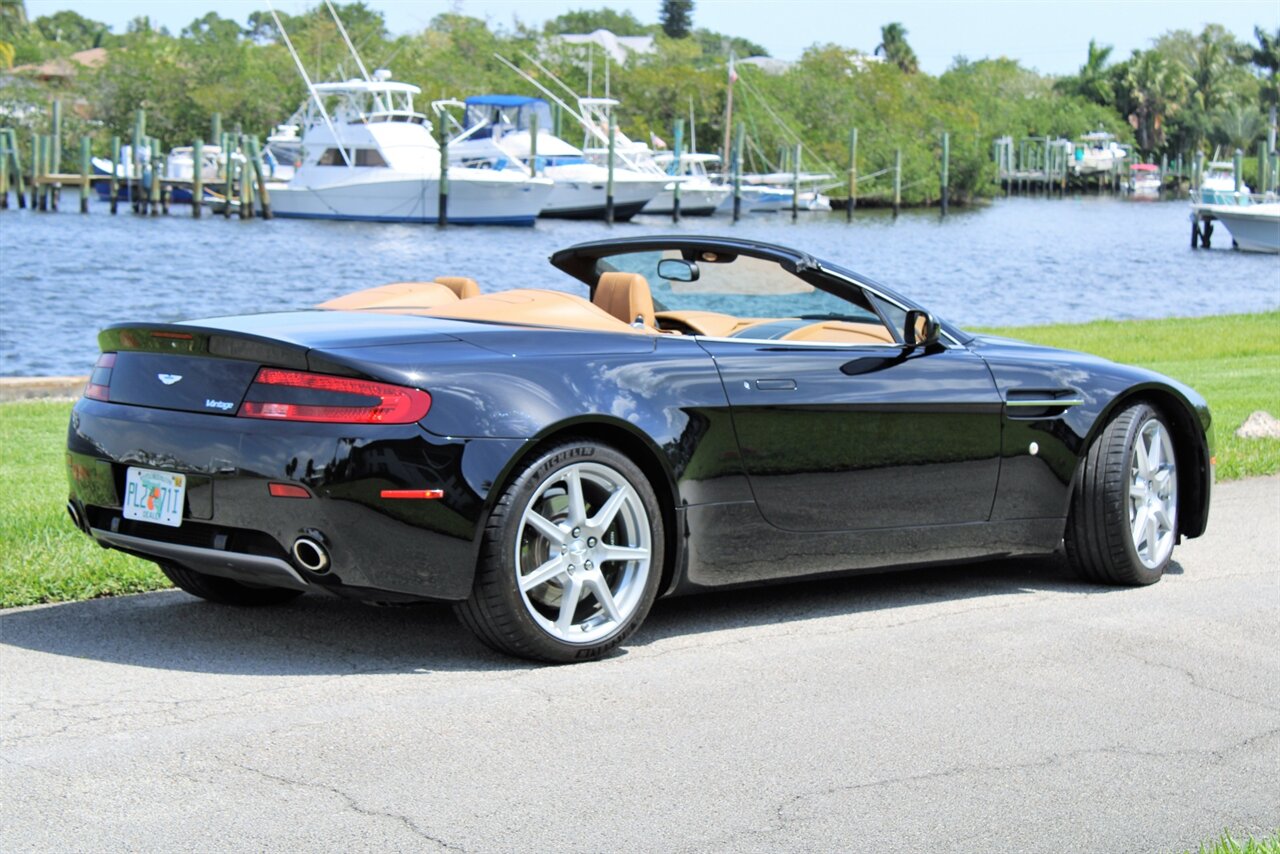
[0,376,88,402]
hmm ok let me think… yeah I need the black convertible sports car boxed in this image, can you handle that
[66,236,1212,662]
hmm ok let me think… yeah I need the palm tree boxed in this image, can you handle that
[875,22,919,74]
[1124,50,1184,153]
[1058,39,1114,105]
[1247,26,1279,147]
[1212,103,1264,152]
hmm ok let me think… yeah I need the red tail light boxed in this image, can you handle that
[238,368,431,424]
[84,352,116,401]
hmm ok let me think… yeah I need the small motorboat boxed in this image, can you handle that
[1194,202,1280,253]
[1128,163,1161,197]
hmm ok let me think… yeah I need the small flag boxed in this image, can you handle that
[728,53,738,84]
[650,132,667,150]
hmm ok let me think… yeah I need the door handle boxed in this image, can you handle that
[754,379,797,391]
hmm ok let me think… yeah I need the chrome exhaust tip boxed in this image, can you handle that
[66,501,85,532]
[292,537,330,574]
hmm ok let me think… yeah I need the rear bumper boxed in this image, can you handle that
[67,398,527,600]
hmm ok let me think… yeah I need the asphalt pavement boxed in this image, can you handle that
[3,476,1278,853]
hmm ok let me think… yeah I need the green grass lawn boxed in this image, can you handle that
[976,311,1280,481]
[2,311,1277,608]
[1187,829,1280,854]
[0,401,168,608]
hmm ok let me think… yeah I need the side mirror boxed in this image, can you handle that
[657,258,699,282]
[903,310,940,348]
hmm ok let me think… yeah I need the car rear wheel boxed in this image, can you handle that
[158,561,304,606]
[455,441,664,663]
[1065,403,1179,585]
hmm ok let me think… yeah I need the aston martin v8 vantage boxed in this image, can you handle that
[66,236,1212,662]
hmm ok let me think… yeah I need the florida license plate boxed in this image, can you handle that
[123,467,186,528]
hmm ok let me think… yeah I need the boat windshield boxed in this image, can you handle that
[465,99,554,139]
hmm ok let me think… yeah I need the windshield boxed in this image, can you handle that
[595,249,898,343]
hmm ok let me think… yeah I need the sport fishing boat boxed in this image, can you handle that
[265,75,552,224]
[447,94,669,221]
[1071,131,1127,176]
[1198,161,1251,205]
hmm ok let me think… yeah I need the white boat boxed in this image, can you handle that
[714,172,833,213]
[1198,161,1251,205]
[266,75,552,224]
[1071,132,1127,176]
[640,152,731,216]
[1195,202,1280,253]
[1127,163,1161,197]
[448,95,668,221]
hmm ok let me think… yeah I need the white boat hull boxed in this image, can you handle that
[539,167,667,220]
[641,183,731,216]
[1200,203,1280,253]
[267,168,552,224]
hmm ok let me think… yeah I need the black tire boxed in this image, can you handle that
[158,561,304,606]
[455,440,665,663]
[1064,403,1178,585]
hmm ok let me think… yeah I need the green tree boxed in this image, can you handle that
[660,0,693,39]
[544,9,652,36]
[876,23,919,74]
[1120,49,1183,153]
[1245,26,1279,117]
[33,9,108,49]
[1056,39,1113,105]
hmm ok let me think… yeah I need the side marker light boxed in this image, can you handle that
[380,489,444,500]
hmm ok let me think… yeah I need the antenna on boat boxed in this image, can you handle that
[267,1,351,167]
[325,0,371,82]
[517,51,583,104]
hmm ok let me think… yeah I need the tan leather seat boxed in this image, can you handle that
[593,272,655,328]
[318,281,458,310]
[433,276,480,299]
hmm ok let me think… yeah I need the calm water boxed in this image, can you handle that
[1,195,1276,376]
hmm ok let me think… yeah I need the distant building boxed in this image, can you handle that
[556,30,655,64]
[9,47,108,83]
[739,56,791,75]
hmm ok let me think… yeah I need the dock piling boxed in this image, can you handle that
[731,122,743,223]
[248,137,271,219]
[0,132,7,210]
[192,138,203,218]
[605,124,616,225]
[847,128,857,222]
[437,116,448,227]
[150,137,162,216]
[893,148,902,219]
[50,99,62,210]
[1233,149,1243,196]
[78,136,90,213]
[529,110,538,177]
[791,144,801,221]
[672,118,683,222]
[940,131,950,216]
[108,136,119,213]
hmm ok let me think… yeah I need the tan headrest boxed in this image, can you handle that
[433,276,480,299]
[318,281,459,311]
[594,272,655,328]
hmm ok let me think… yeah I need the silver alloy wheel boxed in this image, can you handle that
[514,461,652,644]
[1128,418,1178,569]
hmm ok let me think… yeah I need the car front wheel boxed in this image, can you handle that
[456,441,664,663]
[1065,402,1179,585]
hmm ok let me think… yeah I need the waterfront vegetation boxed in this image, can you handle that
[1,311,1276,608]
[0,3,1277,206]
